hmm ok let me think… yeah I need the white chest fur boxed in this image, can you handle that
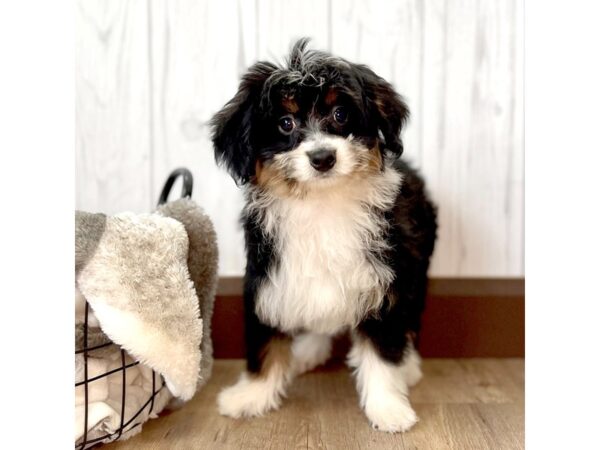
[252,168,402,334]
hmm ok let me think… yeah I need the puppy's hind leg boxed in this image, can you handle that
[291,332,333,376]
[400,340,423,388]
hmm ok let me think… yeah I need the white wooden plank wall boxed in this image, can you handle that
[76,0,524,277]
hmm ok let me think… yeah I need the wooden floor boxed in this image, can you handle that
[106,359,524,450]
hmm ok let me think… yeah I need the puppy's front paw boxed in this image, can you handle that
[217,373,283,418]
[365,395,418,433]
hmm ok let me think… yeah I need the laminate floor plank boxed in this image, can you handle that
[105,358,524,450]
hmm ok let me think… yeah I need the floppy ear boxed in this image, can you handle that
[356,65,410,157]
[210,62,276,185]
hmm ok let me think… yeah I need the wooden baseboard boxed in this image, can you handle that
[212,277,524,359]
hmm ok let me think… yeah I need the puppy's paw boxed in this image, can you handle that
[217,373,283,418]
[365,395,418,433]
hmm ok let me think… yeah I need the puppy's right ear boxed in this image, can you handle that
[355,64,409,158]
[211,62,276,185]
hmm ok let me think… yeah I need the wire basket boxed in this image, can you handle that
[75,168,194,449]
[75,303,167,449]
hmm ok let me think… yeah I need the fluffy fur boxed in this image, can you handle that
[211,39,437,432]
[290,333,332,375]
[252,161,401,334]
[157,198,219,389]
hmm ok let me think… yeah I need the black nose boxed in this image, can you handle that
[308,149,336,172]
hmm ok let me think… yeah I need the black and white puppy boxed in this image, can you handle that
[211,39,437,433]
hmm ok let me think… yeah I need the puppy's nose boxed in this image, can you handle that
[308,148,336,172]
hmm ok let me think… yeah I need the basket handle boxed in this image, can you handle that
[157,168,194,206]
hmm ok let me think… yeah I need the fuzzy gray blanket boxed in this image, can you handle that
[75,198,218,446]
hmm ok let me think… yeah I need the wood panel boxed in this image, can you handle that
[419,0,524,276]
[146,0,253,275]
[105,359,524,450]
[76,0,153,214]
[75,0,524,277]
[256,0,330,59]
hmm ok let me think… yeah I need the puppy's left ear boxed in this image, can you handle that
[357,65,409,157]
[211,61,276,185]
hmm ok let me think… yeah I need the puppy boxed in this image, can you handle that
[210,39,437,433]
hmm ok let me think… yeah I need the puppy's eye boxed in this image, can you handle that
[278,115,295,135]
[332,106,348,125]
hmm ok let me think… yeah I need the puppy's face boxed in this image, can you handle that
[211,39,409,194]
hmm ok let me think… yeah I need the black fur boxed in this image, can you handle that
[358,159,437,363]
[212,39,437,373]
[211,61,278,185]
[241,204,281,373]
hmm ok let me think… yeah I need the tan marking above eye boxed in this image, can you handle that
[282,96,299,113]
[324,87,338,106]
